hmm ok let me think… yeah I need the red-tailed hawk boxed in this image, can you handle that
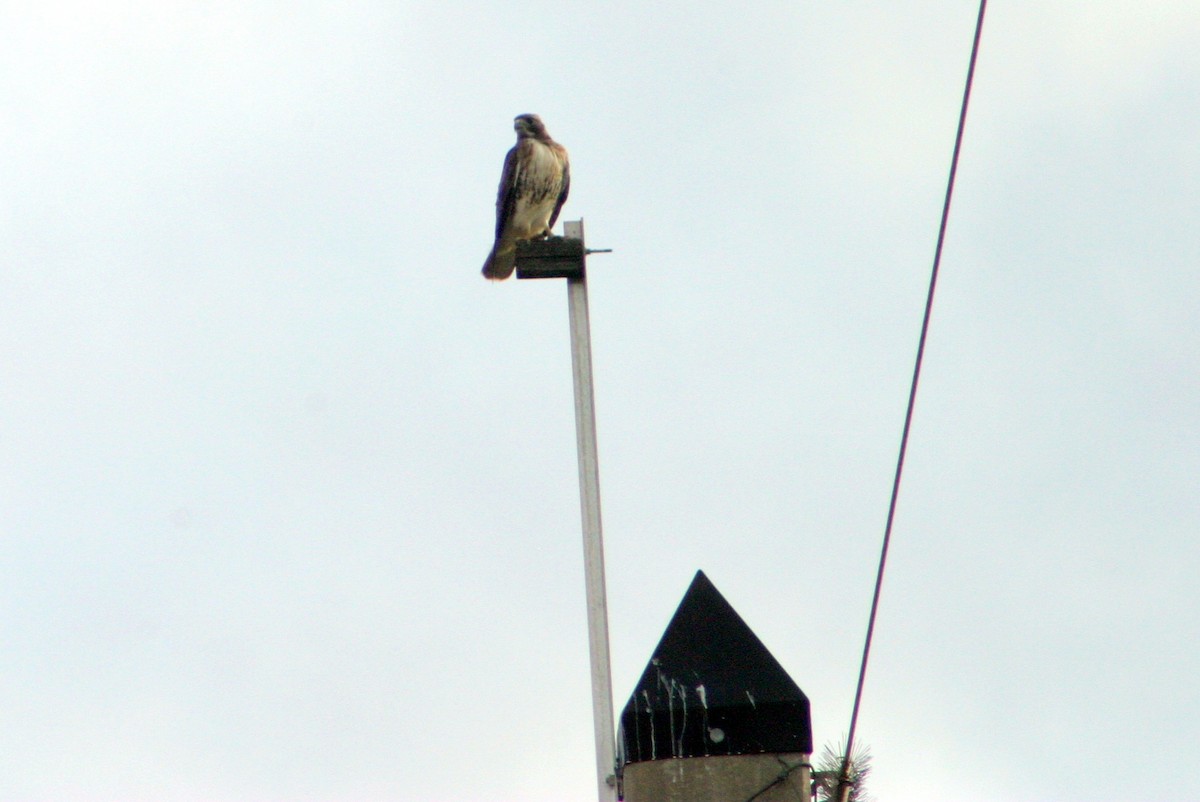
[481,114,570,280]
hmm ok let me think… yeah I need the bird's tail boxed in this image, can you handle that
[481,239,517,280]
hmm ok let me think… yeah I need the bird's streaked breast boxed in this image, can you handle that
[508,140,567,237]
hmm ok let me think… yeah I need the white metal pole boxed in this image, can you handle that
[562,219,618,802]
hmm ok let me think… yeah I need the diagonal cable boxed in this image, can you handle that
[836,2,988,799]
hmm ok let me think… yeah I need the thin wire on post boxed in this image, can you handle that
[836,3,988,799]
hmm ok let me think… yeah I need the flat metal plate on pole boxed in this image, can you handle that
[515,235,585,280]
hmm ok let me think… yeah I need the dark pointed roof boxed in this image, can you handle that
[618,570,811,764]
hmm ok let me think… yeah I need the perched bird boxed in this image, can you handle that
[481,114,570,280]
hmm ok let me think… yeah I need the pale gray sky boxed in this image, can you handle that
[3,3,1198,801]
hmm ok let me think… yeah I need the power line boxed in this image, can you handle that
[836,2,988,799]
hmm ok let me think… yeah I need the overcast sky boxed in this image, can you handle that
[3,2,1199,801]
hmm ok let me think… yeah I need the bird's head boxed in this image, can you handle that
[514,113,547,139]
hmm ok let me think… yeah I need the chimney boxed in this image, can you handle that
[617,570,812,802]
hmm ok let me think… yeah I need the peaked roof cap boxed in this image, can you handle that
[618,570,812,764]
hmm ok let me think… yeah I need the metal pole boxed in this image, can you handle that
[563,219,618,802]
